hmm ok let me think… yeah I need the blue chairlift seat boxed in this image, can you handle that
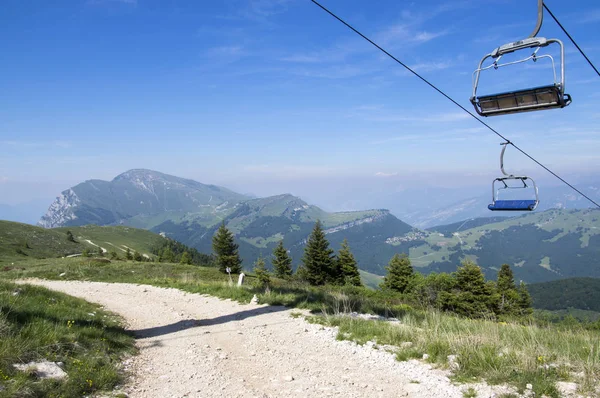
[488,199,538,211]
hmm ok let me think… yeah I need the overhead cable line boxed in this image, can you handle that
[310,0,600,209]
[543,3,600,78]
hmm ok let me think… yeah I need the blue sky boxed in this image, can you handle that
[1,0,599,207]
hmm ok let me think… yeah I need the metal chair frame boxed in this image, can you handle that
[488,144,539,211]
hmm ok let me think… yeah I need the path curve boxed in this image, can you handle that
[21,280,479,398]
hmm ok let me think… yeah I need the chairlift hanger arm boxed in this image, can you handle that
[530,0,544,38]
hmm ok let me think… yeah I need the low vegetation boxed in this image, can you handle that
[0,280,135,397]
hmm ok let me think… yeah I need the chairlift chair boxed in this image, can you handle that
[488,144,539,211]
[471,0,572,117]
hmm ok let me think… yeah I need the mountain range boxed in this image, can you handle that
[35,169,600,283]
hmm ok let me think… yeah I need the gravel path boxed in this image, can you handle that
[21,280,507,398]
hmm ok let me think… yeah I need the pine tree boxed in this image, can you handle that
[272,241,293,279]
[212,222,243,274]
[496,264,520,316]
[97,246,104,257]
[66,230,76,243]
[125,248,133,261]
[254,257,271,288]
[497,263,516,291]
[337,239,362,287]
[109,250,119,260]
[301,220,335,286]
[161,247,175,263]
[180,251,192,265]
[381,253,414,293]
[440,260,494,318]
[517,281,533,315]
[133,251,143,262]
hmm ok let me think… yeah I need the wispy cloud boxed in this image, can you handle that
[279,54,323,63]
[376,24,448,47]
[351,106,471,123]
[221,0,293,24]
[0,140,73,149]
[374,172,399,177]
[290,64,377,79]
[409,61,453,73]
[575,9,600,24]
[206,46,245,57]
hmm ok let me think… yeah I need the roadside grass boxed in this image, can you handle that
[1,258,414,316]
[2,257,599,396]
[0,280,135,397]
[314,312,600,398]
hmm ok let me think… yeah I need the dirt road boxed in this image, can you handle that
[22,280,489,398]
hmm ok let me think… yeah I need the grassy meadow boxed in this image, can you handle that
[0,279,135,397]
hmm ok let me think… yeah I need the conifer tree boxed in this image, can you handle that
[180,251,192,265]
[212,222,243,274]
[496,263,520,316]
[337,239,362,287]
[109,250,119,260]
[82,248,91,258]
[125,248,133,260]
[66,230,76,243]
[254,257,271,288]
[97,246,104,256]
[272,241,293,279]
[301,220,334,286]
[517,281,533,315]
[440,260,494,317]
[381,253,414,293]
[133,251,143,262]
[497,263,516,290]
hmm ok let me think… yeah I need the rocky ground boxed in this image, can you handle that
[21,280,536,398]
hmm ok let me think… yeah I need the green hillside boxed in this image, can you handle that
[0,220,85,262]
[427,216,511,236]
[528,277,600,313]
[153,201,414,276]
[56,225,165,256]
[359,270,384,289]
[0,221,175,264]
[398,209,600,283]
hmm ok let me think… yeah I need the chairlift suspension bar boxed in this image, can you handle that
[529,0,544,38]
[500,143,510,177]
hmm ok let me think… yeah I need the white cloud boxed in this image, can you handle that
[409,61,453,73]
[377,24,448,46]
[279,54,322,63]
[374,172,399,177]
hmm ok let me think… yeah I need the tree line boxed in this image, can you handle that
[211,220,362,288]
[211,220,533,318]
